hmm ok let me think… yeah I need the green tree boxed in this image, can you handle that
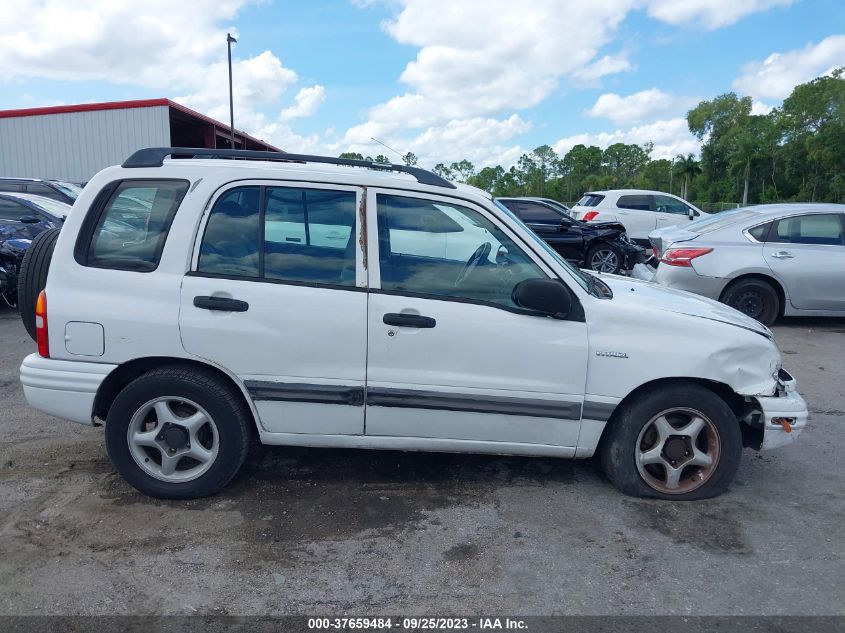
[467,165,505,193]
[401,152,418,167]
[338,152,364,160]
[373,154,391,164]
[674,154,701,200]
[449,159,476,182]
[433,163,454,180]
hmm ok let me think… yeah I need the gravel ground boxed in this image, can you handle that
[0,306,842,616]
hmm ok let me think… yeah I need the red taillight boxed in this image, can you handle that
[660,247,713,267]
[582,211,599,221]
[35,290,49,358]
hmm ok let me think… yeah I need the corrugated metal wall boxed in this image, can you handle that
[0,106,170,182]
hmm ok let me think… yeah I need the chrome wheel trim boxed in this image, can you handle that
[590,249,619,272]
[635,407,721,495]
[126,397,219,483]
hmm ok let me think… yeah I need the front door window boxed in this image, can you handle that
[376,194,547,308]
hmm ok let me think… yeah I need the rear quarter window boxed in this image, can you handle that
[78,179,189,271]
[616,195,652,211]
[577,194,605,207]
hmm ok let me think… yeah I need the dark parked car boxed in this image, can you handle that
[0,193,68,239]
[496,197,645,274]
[0,178,82,204]
[512,196,571,215]
[0,193,70,306]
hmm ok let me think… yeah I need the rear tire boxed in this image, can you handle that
[18,228,60,341]
[600,383,742,500]
[587,243,623,274]
[720,278,780,325]
[105,365,252,499]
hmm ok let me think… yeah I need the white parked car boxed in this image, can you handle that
[18,148,807,501]
[570,190,708,245]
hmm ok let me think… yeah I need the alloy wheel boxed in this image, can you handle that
[126,397,219,483]
[635,407,721,494]
[590,249,619,272]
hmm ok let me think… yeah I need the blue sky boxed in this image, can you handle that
[2,0,844,167]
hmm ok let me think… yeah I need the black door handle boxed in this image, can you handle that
[383,313,436,328]
[194,296,249,312]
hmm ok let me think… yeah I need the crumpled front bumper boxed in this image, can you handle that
[752,369,809,450]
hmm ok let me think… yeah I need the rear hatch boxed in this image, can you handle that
[570,193,605,220]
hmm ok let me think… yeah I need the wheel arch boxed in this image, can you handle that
[93,356,261,433]
[719,272,787,317]
[594,376,755,453]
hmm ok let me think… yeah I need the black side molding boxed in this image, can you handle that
[122,147,457,189]
[245,381,364,406]
[366,387,582,421]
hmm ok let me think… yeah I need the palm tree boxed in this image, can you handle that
[674,154,701,200]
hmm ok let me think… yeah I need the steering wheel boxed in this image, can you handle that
[455,242,491,286]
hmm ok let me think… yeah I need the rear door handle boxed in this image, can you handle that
[770,251,794,260]
[383,313,436,328]
[193,296,249,312]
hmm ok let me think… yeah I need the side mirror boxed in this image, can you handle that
[513,278,572,319]
[688,209,695,220]
[19,215,40,224]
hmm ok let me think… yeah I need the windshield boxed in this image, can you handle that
[493,199,590,292]
[687,208,760,234]
[51,181,83,198]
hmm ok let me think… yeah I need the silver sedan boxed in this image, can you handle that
[649,204,845,324]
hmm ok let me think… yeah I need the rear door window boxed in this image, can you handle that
[84,180,189,271]
[198,185,358,286]
[617,195,653,211]
[653,195,691,215]
[770,214,845,246]
[517,203,563,223]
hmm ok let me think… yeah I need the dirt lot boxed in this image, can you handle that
[0,306,843,616]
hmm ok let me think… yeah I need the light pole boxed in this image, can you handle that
[227,33,237,149]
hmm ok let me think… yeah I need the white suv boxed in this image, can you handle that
[570,189,708,245]
[18,148,807,500]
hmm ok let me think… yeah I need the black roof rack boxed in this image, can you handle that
[122,147,456,189]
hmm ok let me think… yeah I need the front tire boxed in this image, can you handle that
[720,278,780,325]
[587,243,623,274]
[105,366,252,499]
[600,383,742,500]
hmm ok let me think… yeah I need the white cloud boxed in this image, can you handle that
[340,0,782,168]
[732,34,845,100]
[336,114,530,167]
[572,53,634,82]
[644,0,792,29]
[554,118,700,160]
[342,0,639,148]
[586,88,692,124]
[0,0,323,151]
[280,85,326,121]
[750,100,774,115]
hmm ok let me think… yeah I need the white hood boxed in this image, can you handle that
[597,274,773,338]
